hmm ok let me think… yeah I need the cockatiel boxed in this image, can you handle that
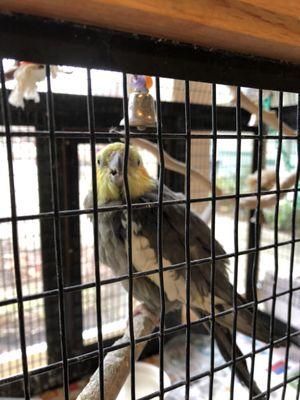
[84,142,297,396]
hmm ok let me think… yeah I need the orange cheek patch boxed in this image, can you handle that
[140,167,149,177]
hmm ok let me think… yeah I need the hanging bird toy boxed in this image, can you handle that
[8,62,58,108]
[120,74,156,131]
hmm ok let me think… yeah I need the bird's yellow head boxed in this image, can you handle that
[96,142,156,204]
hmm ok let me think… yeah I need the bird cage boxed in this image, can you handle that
[0,12,300,400]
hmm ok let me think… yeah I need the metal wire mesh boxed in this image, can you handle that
[0,14,300,400]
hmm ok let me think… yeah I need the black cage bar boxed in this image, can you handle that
[0,12,300,400]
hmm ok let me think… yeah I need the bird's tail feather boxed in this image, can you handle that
[212,323,262,397]
[193,309,262,397]
[231,294,300,348]
[256,308,300,348]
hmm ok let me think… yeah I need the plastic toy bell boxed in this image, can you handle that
[120,75,156,131]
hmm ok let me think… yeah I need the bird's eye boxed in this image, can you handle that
[137,158,141,166]
[97,157,102,167]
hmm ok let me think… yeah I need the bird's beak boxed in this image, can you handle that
[108,151,124,187]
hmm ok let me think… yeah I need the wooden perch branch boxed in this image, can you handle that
[228,86,297,137]
[76,305,157,400]
[131,137,222,196]
[240,171,298,210]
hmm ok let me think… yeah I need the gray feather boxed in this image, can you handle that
[83,183,295,395]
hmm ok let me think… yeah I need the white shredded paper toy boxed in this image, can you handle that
[8,62,58,108]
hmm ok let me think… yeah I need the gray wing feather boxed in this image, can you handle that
[133,186,277,345]
[133,185,232,307]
